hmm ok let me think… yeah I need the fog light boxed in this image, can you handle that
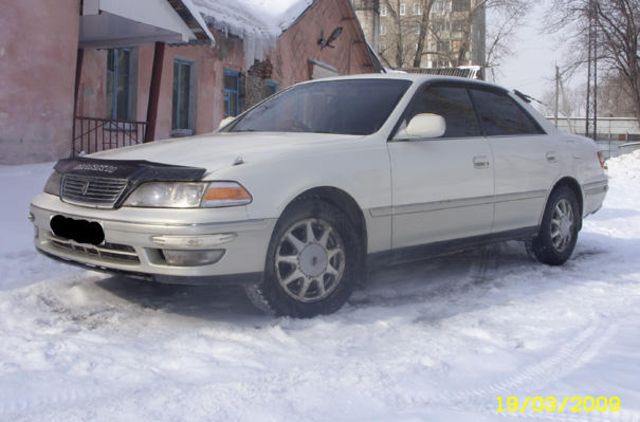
[161,249,225,266]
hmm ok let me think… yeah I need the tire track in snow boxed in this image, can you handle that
[438,321,611,401]
[0,378,111,419]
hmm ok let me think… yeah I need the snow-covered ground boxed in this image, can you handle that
[1,153,639,421]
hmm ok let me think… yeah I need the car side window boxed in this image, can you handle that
[403,85,482,138]
[469,89,545,136]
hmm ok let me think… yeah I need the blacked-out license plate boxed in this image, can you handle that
[50,215,105,246]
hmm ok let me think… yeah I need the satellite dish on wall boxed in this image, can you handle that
[318,26,344,49]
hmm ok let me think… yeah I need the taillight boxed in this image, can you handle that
[597,151,607,170]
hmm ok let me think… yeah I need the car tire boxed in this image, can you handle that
[531,186,581,266]
[245,198,362,318]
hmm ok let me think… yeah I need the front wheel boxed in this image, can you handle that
[245,199,362,318]
[531,186,581,266]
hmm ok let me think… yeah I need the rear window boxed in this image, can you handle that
[469,89,545,136]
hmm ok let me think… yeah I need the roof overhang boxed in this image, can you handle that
[79,0,213,48]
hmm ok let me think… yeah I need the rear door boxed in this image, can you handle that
[468,88,560,233]
[387,83,495,249]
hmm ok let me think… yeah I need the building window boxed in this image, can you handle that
[224,69,242,117]
[413,3,422,15]
[380,22,387,35]
[437,40,450,52]
[380,4,387,16]
[172,59,195,132]
[106,48,135,121]
[434,0,451,13]
[265,80,279,98]
[452,20,466,32]
[452,0,470,12]
[399,3,406,15]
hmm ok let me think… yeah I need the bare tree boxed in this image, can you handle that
[597,72,638,116]
[546,0,640,123]
[483,7,527,80]
[594,0,640,122]
[413,0,439,67]
[380,0,438,68]
[379,0,529,72]
[541,84,587,117]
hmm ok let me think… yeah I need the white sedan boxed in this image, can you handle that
[30,74,608,317]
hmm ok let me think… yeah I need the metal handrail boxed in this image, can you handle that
[72,116,148,156]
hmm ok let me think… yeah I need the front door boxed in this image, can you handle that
[388,84,495,249]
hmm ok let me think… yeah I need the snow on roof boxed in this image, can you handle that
[193,0,313,37]
[176,0,216,42]
[192,0,313,68]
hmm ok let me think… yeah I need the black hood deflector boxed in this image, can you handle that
[54,157,207,208]
[54,157,206,182]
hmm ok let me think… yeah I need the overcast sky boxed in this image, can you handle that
[493,1,569,103]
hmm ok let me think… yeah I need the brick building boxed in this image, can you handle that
[0,0,381,164]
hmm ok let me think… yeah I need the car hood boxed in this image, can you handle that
[89,132,363,175]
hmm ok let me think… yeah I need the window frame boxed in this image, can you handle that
[224,68,242,117]
[452,0,471,12]
[265,79,279,98]
[223,78,412,136]
[172,58,196,134]
[399,3,406,15]
[106,47,137,121]
[380,4,388,16]
[389,81,485,142]
[467,87,547,137]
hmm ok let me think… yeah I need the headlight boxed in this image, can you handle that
[123,182,252,208]
[44,172,62,196]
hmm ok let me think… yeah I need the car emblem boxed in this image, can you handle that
[80,181,90,196]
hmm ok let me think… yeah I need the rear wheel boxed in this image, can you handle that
[245,199,361,317]
[531,186,581,266]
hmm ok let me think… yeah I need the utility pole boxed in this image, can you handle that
[592,0,598,141]
[585,0,593,138]
[585,0,599,141]
[555,65,560,128]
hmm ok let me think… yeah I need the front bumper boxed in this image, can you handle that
[30,193,276,285]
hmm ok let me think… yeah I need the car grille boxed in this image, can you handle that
[49,234,140,264]
[61,175,128,208]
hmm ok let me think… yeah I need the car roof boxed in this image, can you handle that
[305,72,510,93]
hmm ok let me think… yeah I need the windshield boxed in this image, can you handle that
[227,79,412,136]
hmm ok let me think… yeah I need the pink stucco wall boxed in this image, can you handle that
[77,31,245,140]
[0,0,80,164]
[273,0,375,86]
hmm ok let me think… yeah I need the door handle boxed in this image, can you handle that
[473,155,490,169]
[546,151,558,163]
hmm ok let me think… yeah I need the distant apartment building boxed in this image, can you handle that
[352,0,381,51]
[352,0,485,71]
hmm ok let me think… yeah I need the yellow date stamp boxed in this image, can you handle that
[497,396,621,414]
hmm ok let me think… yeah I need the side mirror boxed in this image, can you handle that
[218,116,236,130]
[394,113,446,140]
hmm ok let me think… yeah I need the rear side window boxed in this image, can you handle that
[404,86,481,138]
[469,89,544,136]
